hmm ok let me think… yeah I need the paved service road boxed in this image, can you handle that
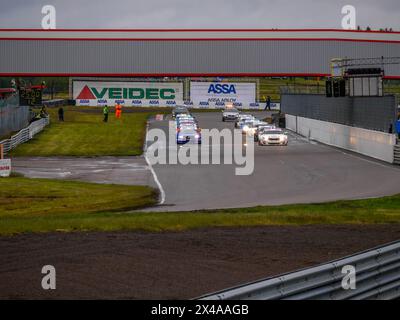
[145,111,400,211]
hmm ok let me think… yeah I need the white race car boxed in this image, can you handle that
[235,114,254,128]
[222,108,240,122]
[258,128,288,146]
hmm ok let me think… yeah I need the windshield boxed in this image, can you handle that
[180,128,196,134]
[262,130,283,135]
[175,110,188,114]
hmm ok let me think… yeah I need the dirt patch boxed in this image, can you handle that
[0,225,399,299]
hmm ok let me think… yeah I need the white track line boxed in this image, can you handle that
[145,154,166,205]
[144,120,166,205]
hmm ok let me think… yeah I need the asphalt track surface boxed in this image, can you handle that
[146,111,400,211]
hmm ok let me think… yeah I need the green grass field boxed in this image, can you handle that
[0,176,157,225]
[11,107,157,157]
[1,176,399,235]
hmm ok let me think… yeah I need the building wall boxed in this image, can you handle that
[0,30,399,76]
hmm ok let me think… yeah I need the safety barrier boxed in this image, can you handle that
[0,117,50,154]
[43,99,68,107]
[286,114,396,163]
[199,241,400,300]
[191,102,280,111]
[74,99,280,110]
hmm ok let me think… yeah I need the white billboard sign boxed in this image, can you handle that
[73,81,184,106]
[0,159,11,177]
[190,82,256,105]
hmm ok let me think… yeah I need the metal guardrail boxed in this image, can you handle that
[199,241,400,300]
[42,99,68,107]
[0,117,50,154]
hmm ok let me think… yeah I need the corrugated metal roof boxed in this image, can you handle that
[0,29,399,42]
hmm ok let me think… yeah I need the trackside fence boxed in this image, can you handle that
[198,241,400,300]
[0,117,50,154]
[0,94,31,137]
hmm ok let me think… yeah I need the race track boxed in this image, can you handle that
[146,111,400,211]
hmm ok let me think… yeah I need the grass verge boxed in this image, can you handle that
[10,106,158,157]
[0,176,158,232]
[1,176,400,236]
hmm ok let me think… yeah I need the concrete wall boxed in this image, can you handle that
[286,114,396,163]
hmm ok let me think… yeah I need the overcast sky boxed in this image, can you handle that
[0,0,399,30]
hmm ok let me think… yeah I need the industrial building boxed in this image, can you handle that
[0,29,399,77]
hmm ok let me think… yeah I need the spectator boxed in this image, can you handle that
[58,107,64,122]
[115,103,122,119]
[264,96,272,111]
[103,105,109,123]
[40,105,48,118]
[396,116,400,139]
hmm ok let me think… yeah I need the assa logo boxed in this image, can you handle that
[208,84,237,94]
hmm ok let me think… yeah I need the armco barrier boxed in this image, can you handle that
[286,114,396,163]
[198,241,400,300]
[43,99,68,107]
[0,117,50,154]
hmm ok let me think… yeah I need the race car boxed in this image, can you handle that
[238,120,256,134]
[244,120,267,136]
[258,128,288,146]
[235,114,254,128]
[240,119,264,135]
[176,118,198,130]
[254,124,276,142]
[222,108,240,122]
[172,106,189,119]
[175,114,194,122]
[177,127,202,144]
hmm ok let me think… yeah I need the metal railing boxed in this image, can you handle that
[0,117,50,154]
[198,241,400,300]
